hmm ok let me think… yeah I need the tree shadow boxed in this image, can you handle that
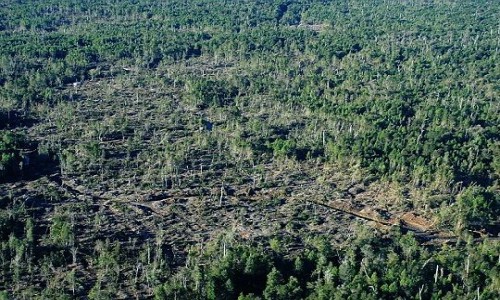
[0,111,60,183]
[0,146,61,184]
[0,110,38,130]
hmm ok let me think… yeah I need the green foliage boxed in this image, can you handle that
[49,214,73,247]
[0,0,497,192]
[263,268,301,300]
[0,0,499,298]
[456,186,499,226]
[186,78,239,108]
[268,138,296,159]
[0,291,8,300]
[152,231,500,299]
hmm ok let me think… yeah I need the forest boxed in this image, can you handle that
[0,0,499,299]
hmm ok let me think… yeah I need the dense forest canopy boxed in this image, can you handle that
[0,0,499,299]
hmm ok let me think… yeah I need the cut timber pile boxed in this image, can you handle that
[400,212,435,232]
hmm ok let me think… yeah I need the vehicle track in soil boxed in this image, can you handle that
[307,199,500,244]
